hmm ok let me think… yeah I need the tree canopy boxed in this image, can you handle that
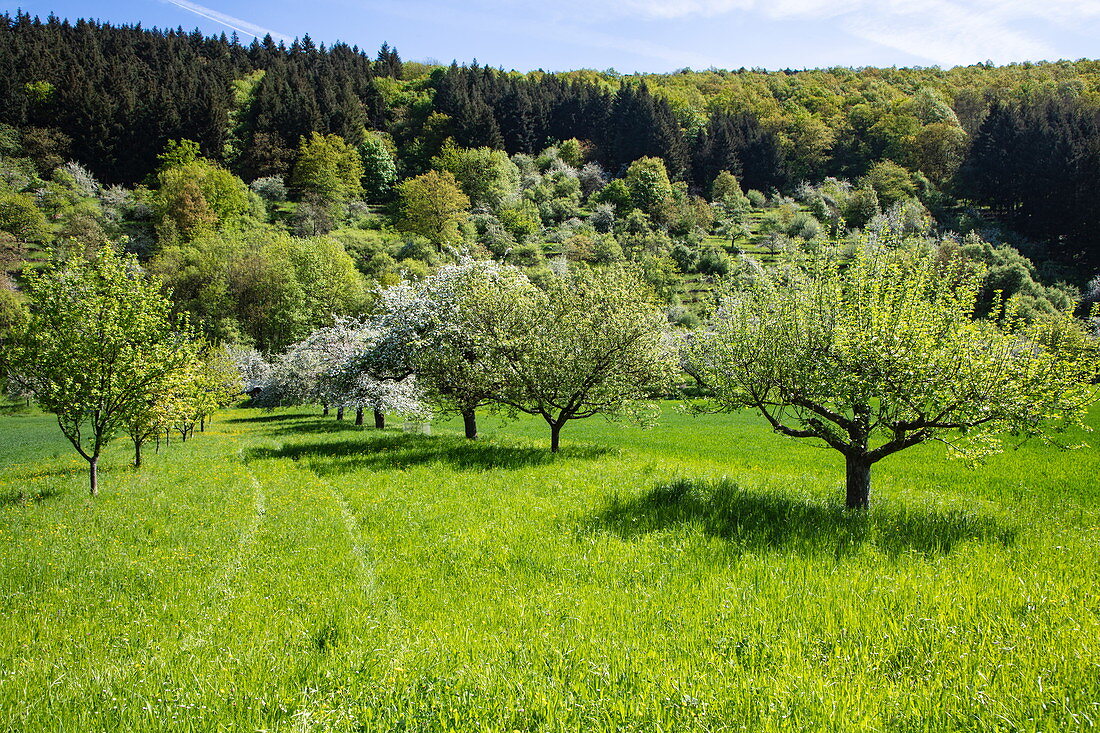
[18,247,196,494]
[686,243,1098,508]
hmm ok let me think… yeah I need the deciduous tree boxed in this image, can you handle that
[396,170,470,249]
[20,248,195,495]
[686,244,1098,509]
[375,260,538,439]
[499,266,678,452]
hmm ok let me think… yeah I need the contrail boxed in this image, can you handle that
[162,0,294,43]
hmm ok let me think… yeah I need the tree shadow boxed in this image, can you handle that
[225,412,317,424]
[0,486,61,506]
[0,401,32,417]
[268,420,361,435]
[591,477,1017,558]
[246,433,610,474]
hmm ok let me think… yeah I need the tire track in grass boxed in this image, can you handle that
[173,447,269,654]
[299,467,378,600]
[214,450,267,596]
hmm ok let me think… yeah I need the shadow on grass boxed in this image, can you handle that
[247,432,610,474]
[0,486,61,506]
[593,477,1017,558]
[267,420,362,435]
[225,412,319,424]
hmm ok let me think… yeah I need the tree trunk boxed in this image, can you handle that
[462,409,478,440]
[89,456,99,497]
[336,406,344,421]
[323,404,329,417]
[550,422,562,453]
[845,454,872,509]
[355,408,364,426]
[134,439,142,468]
[200,417,205,433]
[374,410,385,429]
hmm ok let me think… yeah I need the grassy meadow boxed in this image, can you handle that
[1,402,1098,731]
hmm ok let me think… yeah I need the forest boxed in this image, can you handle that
[1,11,1100,304]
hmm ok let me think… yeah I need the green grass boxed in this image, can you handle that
[1,405,1099,731]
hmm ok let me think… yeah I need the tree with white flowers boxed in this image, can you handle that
[260,318,424,426]
[373,260,539,439]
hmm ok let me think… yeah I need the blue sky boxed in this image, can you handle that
[10,0,1100,72]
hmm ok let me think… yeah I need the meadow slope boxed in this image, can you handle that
[1,406,1098,732]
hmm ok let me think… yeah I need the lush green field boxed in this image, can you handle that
[1,403,1098,732]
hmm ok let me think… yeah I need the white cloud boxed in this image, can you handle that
[559,0,1098,65]
[364,0,725,68]
[841,0,1054,66]
[161,0,293,43]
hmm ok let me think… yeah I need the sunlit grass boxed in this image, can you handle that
[1,404,1098,731]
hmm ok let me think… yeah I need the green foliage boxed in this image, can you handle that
[326,227,430,285]
[499,266,679,450]
[396,170,471,248]
[357,132,397,203]
[953,234,1078,321]
[18,247,195,493]
[154,149,253,243]
[0,286,28,391]
[842,186,880,230]
[23,79,55,104]
[157,139,202,170]
[523,168,581,226]
[710,170,743,203]
[150,228,367,351]
[496,199,542,241]
[290,133,365,208]
[0,191,50,243]
[687,243,1098,507]
[860,160,916,208]
[746,189,766,209]
[913,122,968,184]
[592,178,633,217]
[557,138,586,167]
[431,143,520,210]
[623,157,674,221]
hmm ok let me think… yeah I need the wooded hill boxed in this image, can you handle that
[1,11,1098,325]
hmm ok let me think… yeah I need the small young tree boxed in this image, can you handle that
[499,266,679,452]
[686,244,1098,509]
[20,248,195,495]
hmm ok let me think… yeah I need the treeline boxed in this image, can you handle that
[0,12,393,184]
[3,13,1100,269]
